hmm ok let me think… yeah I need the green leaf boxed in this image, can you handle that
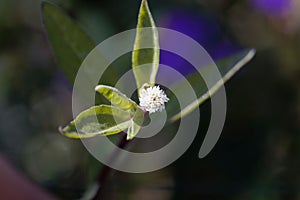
[95,85,138,112]
[127,108,144,140]
[42,2,95,83]
[168,49,256,122]
[59,105,132,138]
[132,0,160,95]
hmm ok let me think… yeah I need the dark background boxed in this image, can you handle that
[0,0,300,199]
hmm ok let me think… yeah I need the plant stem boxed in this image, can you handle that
[92,133,131,200]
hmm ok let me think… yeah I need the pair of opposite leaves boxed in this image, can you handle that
[60,85,145,140]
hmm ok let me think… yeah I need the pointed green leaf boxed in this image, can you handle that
[127,120,139,140]
[132,0,160,95]
[168,49,256,122]
[42,2,95,83]
[127,107,144,140]
[95,85,138,112]
[59,105,132,138]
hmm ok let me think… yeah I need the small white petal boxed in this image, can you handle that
[139,85,169,113]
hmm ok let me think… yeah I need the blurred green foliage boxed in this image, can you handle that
[0,0,300,199]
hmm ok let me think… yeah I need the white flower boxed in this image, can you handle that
[139,84,169,113]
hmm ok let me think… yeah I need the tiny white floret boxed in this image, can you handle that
[139,84,169,113]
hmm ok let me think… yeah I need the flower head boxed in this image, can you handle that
[139,84,169,113]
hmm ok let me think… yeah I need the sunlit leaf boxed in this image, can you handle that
[132,0,160,95]
[42,2,95,83]
[59,105,132,138]
[168,49,256,122]
[95,85,138,112]
[127,108,144,140]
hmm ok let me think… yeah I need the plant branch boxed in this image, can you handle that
[92,133,131,200]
